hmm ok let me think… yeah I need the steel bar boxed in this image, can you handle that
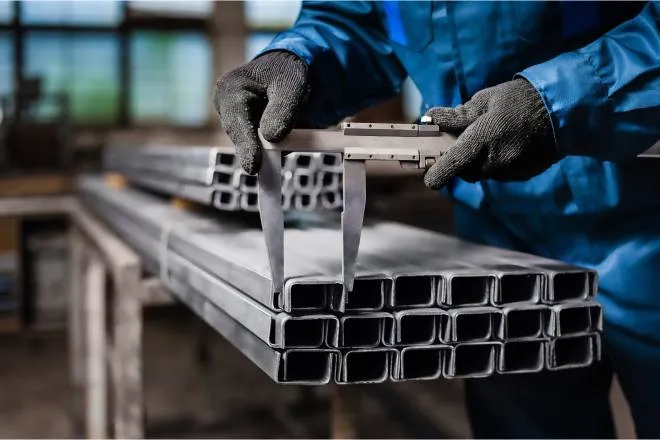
[89,200,340,349]
[105,145,344,213]
[169,269,337,384]
[395,309,448,346]
[546,301,603,337]
[497,339,546,374]
[339,312,394,348]
[498,305,549,340]
[336,348,397,384]
[80,176,602,319]
[396,345,448,381]
[444,342,499,379]
[546,333,600,371]
[447,307,502,343]
[368,223,595,306]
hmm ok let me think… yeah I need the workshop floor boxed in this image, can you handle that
[0,306,635,439]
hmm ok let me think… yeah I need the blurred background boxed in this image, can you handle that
[0,1,633,438]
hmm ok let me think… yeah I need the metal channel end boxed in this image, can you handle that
[320,190,343,210]
[318,153,343,173]
[499,305,549,340]
[494,272,543,306]
[276,314,339,349]
[448,307,502,343]
[336,277,388,312]
[546,333,600,371]
[284,280,334,313]
[392,274,439,308]
[212,190,240,211]
[546,301,603,337]
[443,274,495,308]
[395,309,448,346]
[339,312,394,348]
[280,349,337,385]
[337,348,397,384]
[546,270,598,303]
[497,339,546,374]
[396,345,449,382]
[444,342,499,379]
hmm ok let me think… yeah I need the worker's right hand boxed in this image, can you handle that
[214,51,310,175]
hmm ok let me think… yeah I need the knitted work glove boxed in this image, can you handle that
[214,51,309,174]
[423,78,560,189]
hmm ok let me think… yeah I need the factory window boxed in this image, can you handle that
[25,32,121,123]
[245,0,301,30]
[0,1,214,127]
[130,31,212,126]
[21,0,123,26]
[245,0,301,61]
[128,1,213,19]
[0,1,14,24]
[0,33,14,100]
[246,32,277,61]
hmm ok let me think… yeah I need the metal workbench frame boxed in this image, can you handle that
[0,195,360,439]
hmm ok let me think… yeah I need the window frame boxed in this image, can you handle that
[0,1,215,129]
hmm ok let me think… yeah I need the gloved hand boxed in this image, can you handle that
[214,51,309,174]
[423,78,560,189]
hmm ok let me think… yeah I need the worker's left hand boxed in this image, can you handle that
[423,78,561,190]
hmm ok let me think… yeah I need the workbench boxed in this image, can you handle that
[0,195,361,439]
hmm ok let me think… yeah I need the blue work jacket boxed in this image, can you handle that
[260,1,660,341]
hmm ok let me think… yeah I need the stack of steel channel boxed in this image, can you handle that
[79,175,603,385]
[103,146,343,212]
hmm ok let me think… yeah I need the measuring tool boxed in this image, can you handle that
[257,121,457,311]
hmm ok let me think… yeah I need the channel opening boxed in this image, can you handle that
[345,351,389,383]
[295,154,312,168]
[217,153,235,166]
[297,174,310,187]
[394,276,435,307]
[500,274,540,304]
[558,307,591,335]
[289,283,327,311]
[506,309,543,339]
[322,154,340,167]
[450,276,491,306]
[399,314,436,345]
[342,317,381,348]
[283,319,325,348]
[455,313,492,342]
[453,344,495,377]
[217,191,234,205]
[402,348,442,380]
[553,272,588,302]
[214,172,232,185]
[345,279,386,311]
[554,336,592,367]
[502,341,543,372]
[245,193,258,206]
[283,351,331,383]
[241,174,258,188]
[322,173,336,187]
[324,192,337,204]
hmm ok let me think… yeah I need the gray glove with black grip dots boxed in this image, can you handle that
[214,50,309,175]
[423,78,561,189]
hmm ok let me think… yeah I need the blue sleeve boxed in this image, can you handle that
[258,1,407,127]
[519,1,660,160]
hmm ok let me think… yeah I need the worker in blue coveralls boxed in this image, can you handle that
[214,1,660,437]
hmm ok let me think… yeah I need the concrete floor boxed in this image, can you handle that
[0,305,636,439]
